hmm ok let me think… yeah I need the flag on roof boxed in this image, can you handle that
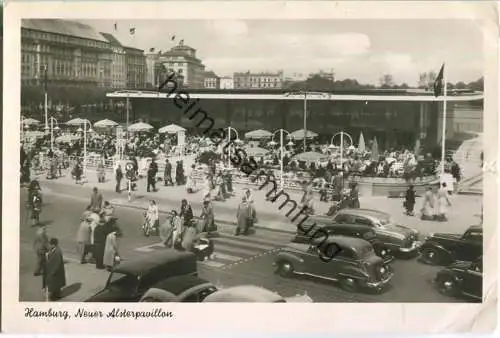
[433,63,445,97]
[114,22,117,31]
[171,35,176,41]
[130,27,136,35]
[149,47,155,52]
[179,39,184,46]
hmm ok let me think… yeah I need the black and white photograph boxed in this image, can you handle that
[3,0,497,334]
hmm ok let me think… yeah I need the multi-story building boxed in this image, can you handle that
[158,43,206,88]
[203,71,220,89]
[124,46,146,89]
[21,19,112,87]
[100,32,126,89]
[220,76,234,89]
[233,70,284,89]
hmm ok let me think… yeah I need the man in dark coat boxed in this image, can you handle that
[44,238,66,301]
[179,199,193,227]
[115,164,123,193]
[147,158,158,192]
[164,159,173,186]
[93,219,112,270]
[404,185,416,216]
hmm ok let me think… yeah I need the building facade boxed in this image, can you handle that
[145,52,158,88]
[220,76,234,89]
[158,43,206,88]
[124,46,146,89]
[233,71,284,89]
[21,19,112,87]
[100,32,126,89]
[203,71,220,89]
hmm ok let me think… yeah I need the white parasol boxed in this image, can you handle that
[128,122,154,132]
[244,129,272,140]
[158,124,186,134]
[66,118,88,126]
[94,119,119,128]
[288,129,318,140]
[22,118,41,126]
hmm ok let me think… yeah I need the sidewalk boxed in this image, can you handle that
[38,169,482,236]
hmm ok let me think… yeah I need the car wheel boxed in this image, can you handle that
[339,277,358,292]
[421,248,441,265]
[437,276,458,296]
[277,261,294,278]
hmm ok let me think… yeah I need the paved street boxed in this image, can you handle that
[20,183,479,302]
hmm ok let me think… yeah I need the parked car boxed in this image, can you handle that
[293,215,394,263]
[419,225,483,265]
[327,208,421,256]
[86,250,198,302]
[203,285,313,303]
[140,275,217,302]
[274,236,394,293]
[434,257,482,301]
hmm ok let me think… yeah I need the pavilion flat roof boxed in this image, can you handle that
[107,90,483,102]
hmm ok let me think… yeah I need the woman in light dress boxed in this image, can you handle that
[186,164,197,193]
[435,182,452,221]
[420,186,435,221]
[103,227,120,271]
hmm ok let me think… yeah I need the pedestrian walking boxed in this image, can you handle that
[163,159,173,186]
[171,210,183,248]
[235,196,252,236]
[93,220,109,269]
[420,186,435,221]
[179,199,194,227]
[186,164,196,193]
[76,213,92,264]
[89,187,103,214]
[159,212,175,248]
[115,164,123,193]
[43,238,66,301]
[100,201,115,223]
[404,185,416,216]
[200,199,215,233]
[103,226,120,271]
[147,158,158,192]
[33,225,49,276]
[436,182,452,221]
[97,160,106,183]
[72,159,83,184]
[349,182,360,209]
[30,189,43,226]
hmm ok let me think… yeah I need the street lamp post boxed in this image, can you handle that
[47,117,60,151]
[330,131,353,173]
[226,127,240,168]
[78,119,93,176]
[284,91,331,151]
[43,64,49,131]
[270,129,293,190]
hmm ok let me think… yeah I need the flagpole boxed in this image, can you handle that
[440,63,447,177]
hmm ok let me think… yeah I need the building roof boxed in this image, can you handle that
[124,46,144,53]
[22,19,108,42]
[234,71,283,77]
[100,32,123,47]
[160,50,202,63]
[204,71,219,79]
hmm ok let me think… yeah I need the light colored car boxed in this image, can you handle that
[202,285,312,303]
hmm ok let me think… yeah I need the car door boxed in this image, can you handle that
[456,230,483,261]
[461,260,482,299]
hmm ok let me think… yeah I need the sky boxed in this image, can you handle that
[80,19,484,86]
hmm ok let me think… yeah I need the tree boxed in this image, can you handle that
[454,81,467,89]
[467,77,484,91]
[418,71,437,90]
[379,74,394,88]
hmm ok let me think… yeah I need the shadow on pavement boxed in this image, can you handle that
[61,282,82,298]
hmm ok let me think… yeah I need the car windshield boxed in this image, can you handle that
[107,272,138,290]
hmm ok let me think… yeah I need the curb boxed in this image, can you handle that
[109,199,296,235]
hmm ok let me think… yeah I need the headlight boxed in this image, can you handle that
[381,250,386,256]
[380,267,386,274]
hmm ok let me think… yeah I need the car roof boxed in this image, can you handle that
[114,250,196,276]
[203,286,284,302]
[151,275,212,296]
[336,208,390,219]
[467,225,482,232]
[311,235,371,250]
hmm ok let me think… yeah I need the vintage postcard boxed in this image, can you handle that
[2,0,498,334]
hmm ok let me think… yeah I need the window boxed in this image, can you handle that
[333,214,351,224]
[470,260,482,273]
[464,230,482,243]
[337,249,355,259]
[354,217,373,227]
